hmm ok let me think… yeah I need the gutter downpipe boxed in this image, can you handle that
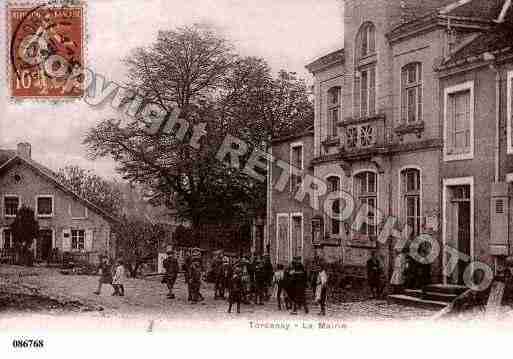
[488,54,500,183]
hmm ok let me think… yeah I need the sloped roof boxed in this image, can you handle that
[0,150,16,167]
[0,151,119,223]
[306,48,344,74]
[441,23,513,67]
[388,0,505,42]
[442,0,504,19]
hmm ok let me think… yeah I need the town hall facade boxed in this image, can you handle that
[267,0,513,289]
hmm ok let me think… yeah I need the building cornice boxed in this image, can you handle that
[387,14,493,45]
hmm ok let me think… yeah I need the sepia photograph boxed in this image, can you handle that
[1,0,513,356]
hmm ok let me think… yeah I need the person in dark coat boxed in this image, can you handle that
[262,255,274,300]
[227,265,243,314]
[254,259,267,305]
[366,250,384,299]
[290,257,309,315]
[162,248,179,299]
[218,256,231,300]
[189,260,203,303]
[183,254,193,301]
[212,253,224,299]
[93,255,113,295]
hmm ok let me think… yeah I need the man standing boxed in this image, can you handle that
[262,254,274,300]
[93,255,113,295]
[254,258,266,305]
[290,256,309,315]
[162,247,179,299]
[366,250,384,299]
[183,253,193,301]
[212,252,224,299]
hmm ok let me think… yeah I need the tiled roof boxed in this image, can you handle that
[0,150,118,223]
[0,149,16,167]
[443,0,504,19]
[441,23,513,67]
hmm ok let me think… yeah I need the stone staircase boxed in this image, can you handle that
[388,284,468,310]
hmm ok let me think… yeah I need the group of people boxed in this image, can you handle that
[94,256,126,296]
[161,248,329,315]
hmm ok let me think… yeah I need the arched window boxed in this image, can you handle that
[400,168,421,239]
[354,171,378,237]
[356,22,376,60]
[326,176,341,235]
[401,63,422,123]
[327,87,341,138]
[354,22,377,119]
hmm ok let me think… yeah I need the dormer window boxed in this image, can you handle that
[327,87,341,138]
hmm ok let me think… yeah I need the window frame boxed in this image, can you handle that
[290,212,304,261]
[352,170,379,238]
[2,228,14,249]
[3,195,20,218]
[398,167,423,240]
[71,229,85,251]
[325,175,342,236]
[289,142,304,193]
[443,81,474,162]
[276,213,290,264]
[354,66,376,119]
[401,62,423,124]
[356,22,376,60]
[35,195,55,218]
[327,86,341,139]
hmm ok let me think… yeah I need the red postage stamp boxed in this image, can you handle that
[7,1,86,99]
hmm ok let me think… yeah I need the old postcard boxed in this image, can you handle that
[2,0,513,356]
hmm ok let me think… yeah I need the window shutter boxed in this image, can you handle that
[401,69,407,122]
[418,83,423,122]
[446,95,454,153]
[369,68,376,115]
[0,229,3,250]
[85,230,93,252]
[369,25,375,53]
[354,74,361,118]
[62,228,71,252]
[465,91,471,150]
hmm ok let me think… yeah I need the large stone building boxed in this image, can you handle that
[267,0,513,289]
[0,143,117,264]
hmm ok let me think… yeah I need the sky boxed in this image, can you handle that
[0,0,344,179]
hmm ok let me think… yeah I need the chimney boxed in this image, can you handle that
[17,142,31,159]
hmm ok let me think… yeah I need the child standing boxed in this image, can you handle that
[112,259,126,296]
[228,265,243,314]
[315,264,328,316]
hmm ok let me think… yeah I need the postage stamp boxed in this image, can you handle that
[7,1,85,100]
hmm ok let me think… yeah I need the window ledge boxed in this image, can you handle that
[340,113,386,127]
[37,214,54,218]
[350,234,377,248]
[321,137,340,148]
[394,121,425,139]
[443,152,474,162]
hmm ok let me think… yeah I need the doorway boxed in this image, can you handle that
[444,182,473,285]
[38,229,53,262]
